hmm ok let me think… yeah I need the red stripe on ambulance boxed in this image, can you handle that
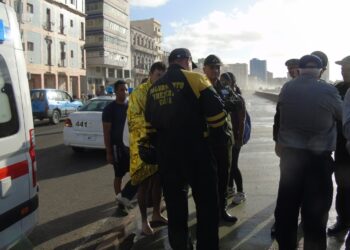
[0,161,29,180]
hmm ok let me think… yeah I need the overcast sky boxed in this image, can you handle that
[130,0,350,81]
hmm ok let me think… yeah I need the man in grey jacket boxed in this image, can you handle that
[275,55,342,250]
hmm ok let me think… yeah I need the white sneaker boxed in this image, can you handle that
[227,187,236,198]
[232,192,246,204]
[116,194,133,209]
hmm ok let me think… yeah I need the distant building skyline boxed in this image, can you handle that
[250,58,267,83]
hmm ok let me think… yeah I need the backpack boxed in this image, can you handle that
[243,111,251,145]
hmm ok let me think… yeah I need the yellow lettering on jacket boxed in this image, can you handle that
[150,84,175,106]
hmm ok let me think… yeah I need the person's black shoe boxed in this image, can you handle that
[327,221,349,236]
[221,210,238,223]
[271,223,276,238]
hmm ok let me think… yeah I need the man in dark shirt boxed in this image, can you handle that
[145,48,229,250]
[328,56,350,236]
[102,80,137,211]
[203,54,238,223]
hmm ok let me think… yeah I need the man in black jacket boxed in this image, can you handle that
[203,54,238,223]
[145,48,231,250]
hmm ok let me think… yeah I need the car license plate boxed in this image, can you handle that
[76,121,88,128]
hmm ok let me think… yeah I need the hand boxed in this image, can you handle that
[275,143,282,157]
[106,151,113,164]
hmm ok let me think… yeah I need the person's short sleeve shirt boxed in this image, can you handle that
[102,101,128,145]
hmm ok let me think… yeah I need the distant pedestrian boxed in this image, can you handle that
[275,55,342,250]
[145,48,229,250]
[102,80,138,213]
[203,54,238,223]
[97,85,106,96]
[328,56,350,237]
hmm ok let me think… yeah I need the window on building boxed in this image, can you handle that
[46,39,52,65]
[81,47,85,69]
[80,22,84,40]
[71,50,74,58]
[46,8,51,31]
[108,68,114,78]
[70,20,73,27]
[70,0,74,4]
[27,3,33,13]
[22,43,25,51]
[27,42,34,51]
[96,67,101,73]
[60,14,64,34]
[124,70,130,78]
[60,42,66,67]
[117,69,123,79]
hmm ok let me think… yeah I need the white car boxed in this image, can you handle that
[63,96,114,152]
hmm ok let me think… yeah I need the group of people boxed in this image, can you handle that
[102,48,249,249]
[101,47,350,250]
[272,51,350,250]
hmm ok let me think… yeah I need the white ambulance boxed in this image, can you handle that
[0,3,38,249]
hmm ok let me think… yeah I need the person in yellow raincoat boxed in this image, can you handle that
[128,62,168,235]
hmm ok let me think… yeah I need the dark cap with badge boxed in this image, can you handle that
[168,48,197,69]
[336,56,350,66]
[299,55,323,69]
[204,54,223,66]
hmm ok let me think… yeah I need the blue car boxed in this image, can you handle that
[30,89,83,124]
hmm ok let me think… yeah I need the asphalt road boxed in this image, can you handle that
[26,120,118,249]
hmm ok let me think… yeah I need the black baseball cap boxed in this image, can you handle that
[285,58,299,67]
[204,54,223,66]
[311,51,328,69]
[168,48,197,69]
[336,56,350,65]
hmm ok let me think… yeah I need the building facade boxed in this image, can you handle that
[130,18,162,61]
[130,24,157,86]
[250,58,267,83]
[85,0,131,93]
[5,0,86,98]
